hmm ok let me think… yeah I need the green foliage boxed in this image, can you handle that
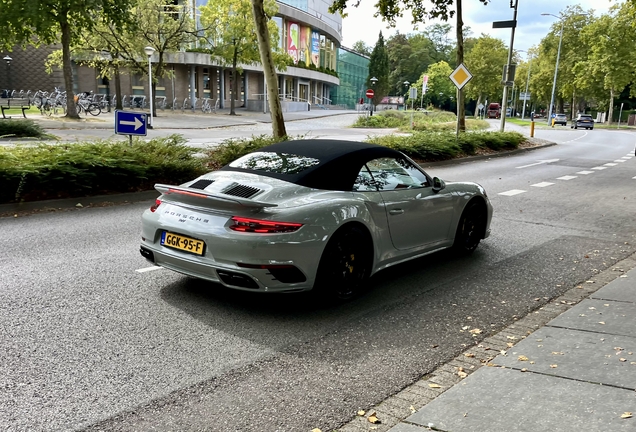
[367,131,525,161]
[201,135,295,169]
[414,61,455,109]
[352,109,489,131]
[0,120,48,138]
[368,32,390,105]
[0,135,206,203]
[464,35,509,105]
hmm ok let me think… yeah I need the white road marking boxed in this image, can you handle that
[516,159,560,169]
[136,266,163,273]
[498,189,527,196]
[556,175,577,181]
[614,160,626,163]
[562,133,588,143]
[622,156,632,159]
[604,163,618,167]
[592,167,608,170]
[633,176,636,179]
[531,182,554,188]
[577,171,595,175]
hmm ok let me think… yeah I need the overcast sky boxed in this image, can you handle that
[340,0,617,55]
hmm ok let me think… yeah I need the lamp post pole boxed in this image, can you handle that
[370,76,378,116]
[3,56,12,97]
[543,15,564,125]
[521,51,532,120]
[144,46,155,129]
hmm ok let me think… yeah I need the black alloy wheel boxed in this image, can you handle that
[315,226,372,301]
[453,202,486,255]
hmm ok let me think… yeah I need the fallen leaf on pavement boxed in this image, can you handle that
[521,368,528,372]
[530,361,535,364]
[621,412,632,419]
[469,328,482,334]
[550,364,558,368]
[464,353,475,358]
[507,343,514,348]
[311,429,322,432]
[368,412,380,424]
[507,336,517,340]
[599,322,606,325]
[428,383,442,388]
[620,358,627,362]
[458,370,468,378]
[357,410,365,416]
[518,355,529,361]
[410,405,417,414]
[552,352,564,355]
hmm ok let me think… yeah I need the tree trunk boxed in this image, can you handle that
[60,20,79,119]
[230,49,237,116]
[251,0,286,138]
[115,67,123,110]
[455,0,465,133]
[608,88,614,125]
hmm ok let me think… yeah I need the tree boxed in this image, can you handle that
[53,0,198,113]
[251,0,286,138]
[351,40,371,56]
[576,3,636,122]
[464,35,509,115]
[330,0,488,130]
[368,32,390,106]
[416,61,454,109]
[0,0,133,119]
[201,0,286,116]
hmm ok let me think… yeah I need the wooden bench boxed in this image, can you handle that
[0,98,31,119]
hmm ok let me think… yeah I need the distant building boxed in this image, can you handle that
[0,0,355,112]
[331,47,370,109]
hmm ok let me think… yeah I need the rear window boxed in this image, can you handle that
[579,115,593,119]
[229,152,320,175]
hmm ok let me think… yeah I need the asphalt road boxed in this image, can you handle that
[1,122,635,431]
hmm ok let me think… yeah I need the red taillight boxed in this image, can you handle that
[230,216,303,233]
[150,198,161,212]
[167,188,208,199]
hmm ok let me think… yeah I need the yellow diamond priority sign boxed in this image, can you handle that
[449,63,473,90]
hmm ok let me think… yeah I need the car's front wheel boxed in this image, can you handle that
[453,201,486,255]
[314,225,372,300]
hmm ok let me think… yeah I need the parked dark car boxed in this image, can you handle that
[554,113,567,126]
[571,114,594,130]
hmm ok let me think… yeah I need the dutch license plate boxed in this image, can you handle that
[161,231,205,256]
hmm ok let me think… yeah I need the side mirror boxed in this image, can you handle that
[432,177,445,193]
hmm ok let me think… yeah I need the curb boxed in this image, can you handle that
[332,252,636,432]
[0,190,159,218]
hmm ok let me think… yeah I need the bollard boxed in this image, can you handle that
[530,121,535,137]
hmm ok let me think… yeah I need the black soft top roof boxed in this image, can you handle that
[220,139,403,191]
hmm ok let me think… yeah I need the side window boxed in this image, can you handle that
[353,165,378,191]
[366,157,429,191]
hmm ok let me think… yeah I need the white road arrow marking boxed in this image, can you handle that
[516,159,560,169]
[120,117,143,130]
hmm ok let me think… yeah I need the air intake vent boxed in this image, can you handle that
[189,179,215,190]
[222,183,262,199]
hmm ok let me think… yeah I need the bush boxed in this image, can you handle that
[0,134,207,203]
[367,131,525,161]
[201,134,294,170]
[0,119,49,138]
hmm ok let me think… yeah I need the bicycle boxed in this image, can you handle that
[75,94,101,116]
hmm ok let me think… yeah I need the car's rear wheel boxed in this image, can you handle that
[453,201,486,255]
[314,225,372,300]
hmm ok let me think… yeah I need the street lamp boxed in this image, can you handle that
[541,13,563,125]
[517,50,533,120]
[542,12,587,125]
[403,81,409,110]
[3,55,12,97]
[144,46,155,129]
[369,76,378,116]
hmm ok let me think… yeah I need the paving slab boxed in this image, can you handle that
[547,298,636,338]
[591,269,636,303]
[403,367,636,432]
[492,326,636,389]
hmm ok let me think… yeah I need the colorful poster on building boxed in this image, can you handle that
[299,25,308,65]
[311,31,320,67]
[287,22,299,64]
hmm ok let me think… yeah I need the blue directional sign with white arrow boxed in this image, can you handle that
[115,110,147,136]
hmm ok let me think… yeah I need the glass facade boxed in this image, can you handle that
[331,47,369,109]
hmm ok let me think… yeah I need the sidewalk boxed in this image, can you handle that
[29,107,357,130]
[337,255,636,432]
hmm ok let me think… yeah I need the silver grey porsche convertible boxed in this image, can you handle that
[140,139,493,299]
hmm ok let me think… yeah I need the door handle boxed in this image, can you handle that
[389,209,404,215]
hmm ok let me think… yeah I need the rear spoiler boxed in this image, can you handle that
[155,184,278,209]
